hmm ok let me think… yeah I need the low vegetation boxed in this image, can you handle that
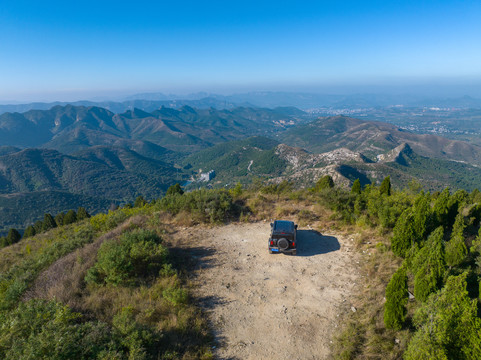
[2,178,481,359]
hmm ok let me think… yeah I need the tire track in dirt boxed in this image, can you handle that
[174,222,360,360]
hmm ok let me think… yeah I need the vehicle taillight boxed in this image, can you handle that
[292,242,295,247]
[270,240,274,246]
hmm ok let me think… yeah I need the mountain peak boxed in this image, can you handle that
[377,143,414,165]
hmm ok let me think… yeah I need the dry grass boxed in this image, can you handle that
[331,227,409,360]
[23,215,150,305]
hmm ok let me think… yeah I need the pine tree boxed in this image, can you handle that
[405,273,481,360]
[445,212,467,267]
[413,226,446,302]
[166,183,184,196]
[33,220,44,233]
[77,207,90,220]
[351,179,361,195]
[41,213,56,231]
[134,196,147,208]
[413,192,431,239]
[379,176,391,196]
[0,237,8,248]
[384,265,408,330]
[6,229,21,245]
[433,188,450,227]
[23,225,36,238]
[470,225,481,254]
[391,209,416,257]
[54,212,65,227]
[63,210,77,225]
[311,175,335,192]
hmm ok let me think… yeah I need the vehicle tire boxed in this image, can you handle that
[277,238,289,251]
[269,249,273,254]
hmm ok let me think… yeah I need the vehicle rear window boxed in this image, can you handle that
[274,221,294,232]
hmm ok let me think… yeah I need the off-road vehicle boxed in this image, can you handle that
[268,220,297,255]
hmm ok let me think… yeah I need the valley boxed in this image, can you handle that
[3,102,481,234]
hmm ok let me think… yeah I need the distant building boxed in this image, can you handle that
[199,170,216,182]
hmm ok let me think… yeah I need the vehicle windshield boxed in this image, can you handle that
[274,221,294,232]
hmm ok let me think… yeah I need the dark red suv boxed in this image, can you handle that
[268,220,297,255]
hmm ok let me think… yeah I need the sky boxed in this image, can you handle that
[0,0,480,102]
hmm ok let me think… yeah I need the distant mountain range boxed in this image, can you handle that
[2,103,481,233]
[0,105,307,153]
[2,92,481,115]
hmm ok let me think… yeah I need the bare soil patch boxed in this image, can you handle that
[173,222,360,360]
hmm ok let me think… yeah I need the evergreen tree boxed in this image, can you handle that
[433,188,451,227]
[445,212,467,267]
[413,226,446,302]
[384,265,408,330]
[54,212,65,227]
[470,225,481,255]
[379,176,391,196]
[314,175,334,191]
[63,210,77,225]
[33,220,43,233]
[6,229,21,245]
[405,273,481,360]
[23,226,36,238]
[166,183,184,196]
[413,192,431,239]
[134,196,147,208]
[391,209,416,257]
[77,207,90,220]
[0,237,8,248]
[41,213,56,232]
[351,179,361,195]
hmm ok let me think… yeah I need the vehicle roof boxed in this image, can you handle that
[273,220,295,232]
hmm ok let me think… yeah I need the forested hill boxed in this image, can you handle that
[0,105,308,153]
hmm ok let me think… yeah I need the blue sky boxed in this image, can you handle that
[0,0,480,101]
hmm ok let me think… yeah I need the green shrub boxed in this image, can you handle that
[312,175,334,191]
[5,229,21,247]
[413,227,446,302]
[445,212,467,267]
[379,176,391,196]
[156,189,235,223]
[0,300,120,360]
[351,178,362,195]
[391,210,416,257]
[86,229,168,286]
[384,265,408,330]
[405,273,481,360]
[162,286,189,307]
[63,210,77,225]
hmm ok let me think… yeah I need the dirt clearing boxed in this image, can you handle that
[173,222,360,360]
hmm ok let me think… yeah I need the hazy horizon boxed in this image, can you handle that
[1,1,480,103]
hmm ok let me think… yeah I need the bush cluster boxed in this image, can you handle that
[85,229,168,286]
[156,188,236,223]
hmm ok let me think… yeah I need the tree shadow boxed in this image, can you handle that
[168,246,217,273]
[296,230,340,257]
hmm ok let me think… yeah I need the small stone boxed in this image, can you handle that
[351,306,357,313]
[408,291,415,300]
[395,338,400,344]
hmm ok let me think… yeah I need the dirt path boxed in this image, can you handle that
[173,222,360,360]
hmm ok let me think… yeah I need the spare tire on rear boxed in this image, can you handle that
[277,238,289,251]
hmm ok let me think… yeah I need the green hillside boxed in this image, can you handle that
[184,136,287,183]
[0,191,113,234]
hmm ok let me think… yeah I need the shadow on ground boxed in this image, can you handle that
[296,230,340,257]
[168,246,217,272]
